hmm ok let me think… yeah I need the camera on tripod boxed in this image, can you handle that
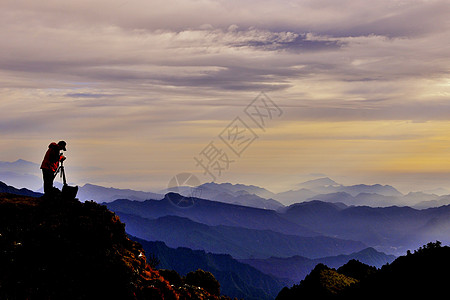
[55,153,78,200]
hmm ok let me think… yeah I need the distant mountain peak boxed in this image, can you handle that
[3,158,38,165]
[0,159,42,190]
[193,182,281,209]
[297,177,339,189]
[199,182,274,195]
[0,181,42,198]
[344,183,403,197]
[14,158,28,163]
[77,183,163,202]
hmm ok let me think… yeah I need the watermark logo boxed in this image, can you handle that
[166,92,283,207]
[244,92,283,131]
[218,117,258,157]
[166,172,202,208]
[194,92,282,181]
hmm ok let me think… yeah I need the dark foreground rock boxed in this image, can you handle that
[0,193,230,300]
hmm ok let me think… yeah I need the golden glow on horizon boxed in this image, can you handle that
[239,120,450,176]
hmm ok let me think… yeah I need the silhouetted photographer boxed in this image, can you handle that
[40,141,67,196]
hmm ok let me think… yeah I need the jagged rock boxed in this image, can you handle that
[185,269,221,296]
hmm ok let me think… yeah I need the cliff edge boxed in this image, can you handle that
[0,193,228,300]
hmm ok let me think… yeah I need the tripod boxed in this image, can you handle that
[55,160,68,186]
[54,160,78,199]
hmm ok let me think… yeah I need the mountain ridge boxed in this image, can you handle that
[241,247,395,284]
[107,193,450,256]
[133,238,287,300]
[0,181,43,198]
[106,193,316,237]
[296,177,339,189]
[276,242,450,298]
[0,192,231,299]
[116,211,366,259]
[163,182,283,210]
[1,159,449,208]
[77,183,163,203]
[282,200,450,254]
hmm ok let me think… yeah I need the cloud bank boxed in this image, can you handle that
[1,0,449,191]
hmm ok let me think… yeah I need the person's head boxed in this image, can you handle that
[58,140,67,151]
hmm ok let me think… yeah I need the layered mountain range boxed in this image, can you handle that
[2,159,450,299]
[3,159,450,208]
[1,173,449,256]
[105,192,450,256]
[1,176,449,299]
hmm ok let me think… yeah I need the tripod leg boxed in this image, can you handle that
[61,166,67,186]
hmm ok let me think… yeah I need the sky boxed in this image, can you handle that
[1,0,450,193]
